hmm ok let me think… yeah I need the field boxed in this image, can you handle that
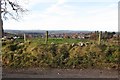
[15,38,88,44]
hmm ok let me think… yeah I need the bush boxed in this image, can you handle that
[51,44,71,68]
[2,39,119,69]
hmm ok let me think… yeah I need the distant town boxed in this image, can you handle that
[3,30,120,41]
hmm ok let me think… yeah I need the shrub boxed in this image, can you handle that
[51,44,71,68]
[2,39,119,69]
[48,44,57,56]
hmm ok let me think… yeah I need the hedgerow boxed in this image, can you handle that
[2,40,119,69]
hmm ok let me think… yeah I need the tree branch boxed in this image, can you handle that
[1,0,28,20]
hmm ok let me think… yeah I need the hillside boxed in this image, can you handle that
[2,37,119,69]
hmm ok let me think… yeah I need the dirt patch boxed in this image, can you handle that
[2,68,119,78]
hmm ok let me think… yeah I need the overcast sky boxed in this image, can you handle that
[3,0,119,31]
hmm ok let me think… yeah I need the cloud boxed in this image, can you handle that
[43,0,67,15]
[58,0,66,4]
[64,0,119,2]
[3,1,118,32]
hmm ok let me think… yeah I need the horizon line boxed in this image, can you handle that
[4,29,118,32]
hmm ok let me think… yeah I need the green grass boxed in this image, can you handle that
[28,38,88,44]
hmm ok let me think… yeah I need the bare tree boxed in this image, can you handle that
[0,0,3,38]
[0,0,27,38]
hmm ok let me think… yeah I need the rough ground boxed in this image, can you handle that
[2,68,119,78]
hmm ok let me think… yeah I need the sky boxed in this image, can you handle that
[3,0,119,31]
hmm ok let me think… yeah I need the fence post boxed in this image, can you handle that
[45,31,48,44]
[24,33,26,42]
[98,31,102,45]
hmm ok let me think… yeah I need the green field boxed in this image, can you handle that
[31,38,88,44]
[14,38,89,45]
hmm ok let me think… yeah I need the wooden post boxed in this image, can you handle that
[98,31,102,45]
[24,33,26,42]
[45,31,48,44]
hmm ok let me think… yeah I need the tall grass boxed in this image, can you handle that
[2,38,119,69]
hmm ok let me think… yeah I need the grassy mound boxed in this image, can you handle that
[2,39,119,69]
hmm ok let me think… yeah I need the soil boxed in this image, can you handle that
[2,68,119,78]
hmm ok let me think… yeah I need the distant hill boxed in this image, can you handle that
[4,30,92,34]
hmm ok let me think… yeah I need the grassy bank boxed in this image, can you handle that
[2,38,119,69]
